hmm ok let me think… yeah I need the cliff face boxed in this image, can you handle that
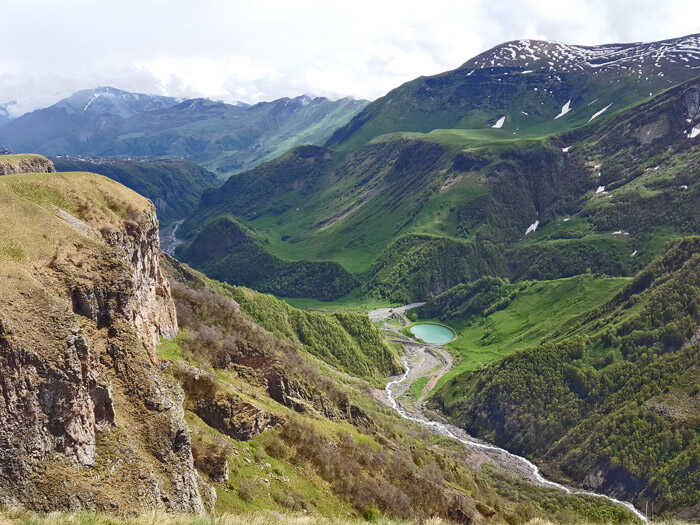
[0,154,55,175]
[0,172,209,513]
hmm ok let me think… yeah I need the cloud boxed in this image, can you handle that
[1,0,698,115]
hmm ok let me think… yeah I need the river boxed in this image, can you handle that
[374,308,648,522]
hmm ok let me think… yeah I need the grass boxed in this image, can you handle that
[1,507,690,525]
[283,289,394,313]
[0,171,152,281]
[427,274,629,390]
[0,508,438,524]
[371,128,549,153]
[408,377,429,400]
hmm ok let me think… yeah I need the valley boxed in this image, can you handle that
[381,329,647,521]
[0,27,698,525]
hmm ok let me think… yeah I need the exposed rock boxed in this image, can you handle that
[0,201,208,514]
[0,154,55,175]
[194,390,280,441]
[583,462,645,502]
[265,368,344,420]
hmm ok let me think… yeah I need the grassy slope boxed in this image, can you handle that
[180,78,698,304]
[155,260,640,524]
[51,157,218,225]
[164,257,400,385]
[414,275,629,390]
[178,215,358,301]
[432,238,700,517]
[0,170,149,268]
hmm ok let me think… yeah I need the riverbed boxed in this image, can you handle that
[370,304,647,522]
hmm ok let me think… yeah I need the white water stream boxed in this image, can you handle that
[384,352,648,522]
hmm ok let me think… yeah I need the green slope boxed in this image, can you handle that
[155,257,640,524]
[180,72,699,303]
[432,238,700,518]
[412,275,630,388]
[51,156,218,225]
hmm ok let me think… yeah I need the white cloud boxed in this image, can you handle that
[0,0,699,115]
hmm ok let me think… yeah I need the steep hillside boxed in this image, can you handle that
[181,75,699,301]
[327,34,700,151]
[0,153,55,174]
[151,257,639,523]
[0,171,207,512]
[51,156,218,226]
[178,215,357,300]
[0,167,640,522]
[0,88,368,178]
[432,238,700,520]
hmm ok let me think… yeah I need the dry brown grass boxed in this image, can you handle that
[0,171,153,291]
[0,508,692,525]
[0,509,446,525]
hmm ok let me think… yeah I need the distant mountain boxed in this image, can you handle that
[54,86,179,118]
[0,88,369,177]
[327,33,700,150]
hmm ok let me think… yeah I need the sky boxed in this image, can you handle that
[1,0,699,116]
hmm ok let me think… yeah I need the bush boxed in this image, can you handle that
[362,504,381,522]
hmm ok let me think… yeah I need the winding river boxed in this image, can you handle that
[378,317,648,522]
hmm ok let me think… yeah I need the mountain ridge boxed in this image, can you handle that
[0,87,368,177]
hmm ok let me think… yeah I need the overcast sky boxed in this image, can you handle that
[1,0,699,115]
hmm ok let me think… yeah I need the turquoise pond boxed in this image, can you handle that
[409,324,455,344]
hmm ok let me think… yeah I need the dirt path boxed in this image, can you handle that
[368,302,425,323]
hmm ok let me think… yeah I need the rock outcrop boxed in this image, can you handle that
[0,177,209,513]
[0,154,55,175]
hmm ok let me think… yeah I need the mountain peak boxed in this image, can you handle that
[462,33,700,75]
[55,86,179,118]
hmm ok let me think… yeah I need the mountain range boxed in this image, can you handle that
[0,32,698,524]
[178,34,700,300]
[0,86,368,177]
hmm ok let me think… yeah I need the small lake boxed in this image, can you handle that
[409,324,455,345]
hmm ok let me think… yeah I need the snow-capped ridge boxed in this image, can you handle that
[462,33,700,74]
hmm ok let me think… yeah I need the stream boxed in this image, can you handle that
[382,331,648,522]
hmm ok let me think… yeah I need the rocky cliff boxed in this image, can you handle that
[0,171,210,513]
[0,154,55,175]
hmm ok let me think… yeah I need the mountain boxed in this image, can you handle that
[0,88,369,177]
[427,238,700,519]
[51,156,218,226]
[0,165,640,523]
[327,34,700,151]
[178,35,699,300]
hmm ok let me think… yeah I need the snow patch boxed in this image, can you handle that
[689,126,700,139]
[554,99,572,120]
[631,250,638,257]
[588,103,612,122]
[596,185,606,193]
[525,220,540,236]
[82,94,100,112]
[491,115,506,129]
[562,146,571,153]
[562,217,571,222]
